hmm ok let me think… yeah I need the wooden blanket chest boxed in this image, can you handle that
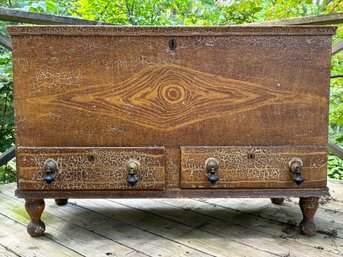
[8,25,336,237]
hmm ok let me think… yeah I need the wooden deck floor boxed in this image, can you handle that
[0,181,343,257]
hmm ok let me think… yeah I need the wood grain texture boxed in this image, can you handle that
[8,26,334,199]
[180,146,327,188]
[10,27,333,148]
[7,25,337,36]
[1,182,343,257]
[299,197,319,236]
[15,187,330,199]
[17,147,165,190]
[0,7,110,25]
[24,64,324,132]
[25,199,45,237]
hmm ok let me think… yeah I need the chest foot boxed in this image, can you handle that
[299,197,319,236]
[25,199,45,237]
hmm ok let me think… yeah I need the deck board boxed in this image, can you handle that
[0,181,342,257]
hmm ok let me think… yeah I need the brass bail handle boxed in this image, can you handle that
[126,159,140,186]
[205,158,219,184]
[43,159,57,184]
[289,157,304,185]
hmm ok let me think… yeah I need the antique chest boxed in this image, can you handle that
[8,25,336,237]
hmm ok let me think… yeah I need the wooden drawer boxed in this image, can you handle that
[17,147,165,190]
[180,146,327,189]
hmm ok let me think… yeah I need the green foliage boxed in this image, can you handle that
[68,0,340,25]
[0,0,73,15]
[328,154,343,180]
[0,48,15,183]
[0,49,14,153]
[328,132,343,180]
[0,164,16,184]
[19,0,59,13]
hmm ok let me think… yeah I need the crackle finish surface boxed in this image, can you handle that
[17,147,166,190]
[8,26,335,197]
[180,146,327,188]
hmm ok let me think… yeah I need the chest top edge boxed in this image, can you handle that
[7,25,337,37]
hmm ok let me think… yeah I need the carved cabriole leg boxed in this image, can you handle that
[271,198,284,205]
[55,198,68,206]
[25,199,45,237]
[299,197,319,236]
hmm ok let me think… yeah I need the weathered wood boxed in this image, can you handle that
[205,197,343,237]
[25,199,45,237]
[0,145,15,167]
[249,12,343,56]
[1,181,343,256]
[57,202,213,257]
[14,187,330,199]
[180,146,327,189]
[0,7,111,25]
[160,198,343,254]
[112,198,341,256]
[0,34,12,51]
[8,25,335,237]
[315,179,343,210]
[330,75,343,79]
[17,147,166,190]
[0,193,148,257]
[299,197,319,236]
[0,210,84,257]
[0,189,212,257]
[328,142,343,160]
[251,12,343,25]
[0,244,18,257]
[80,199,277,257]
[9,26,334,149]
[332,40,343,55]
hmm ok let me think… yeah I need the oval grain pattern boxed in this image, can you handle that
[25,64,325,131]
[10,26,333,193]
[11,30,332,148]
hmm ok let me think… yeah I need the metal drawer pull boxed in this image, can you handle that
[289,157,304,185]
[205,158,219,184]
[43,159,57,184]
[127,159,140,186]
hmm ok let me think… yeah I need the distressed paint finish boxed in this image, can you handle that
[9,26,334,149]
[17,147,166,190]
[180,146,327,188]
[8,26,335,194]
[299,197,320,236]
[8,26,336,236]
[7,25,337,36]
[25,199,45,237]
[16,187,330,199]
[19,63,325,132]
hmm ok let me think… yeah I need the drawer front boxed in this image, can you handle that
[17,147,165,190]
[180,146,327,189]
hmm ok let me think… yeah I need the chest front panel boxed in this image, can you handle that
[9,26,334,191]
